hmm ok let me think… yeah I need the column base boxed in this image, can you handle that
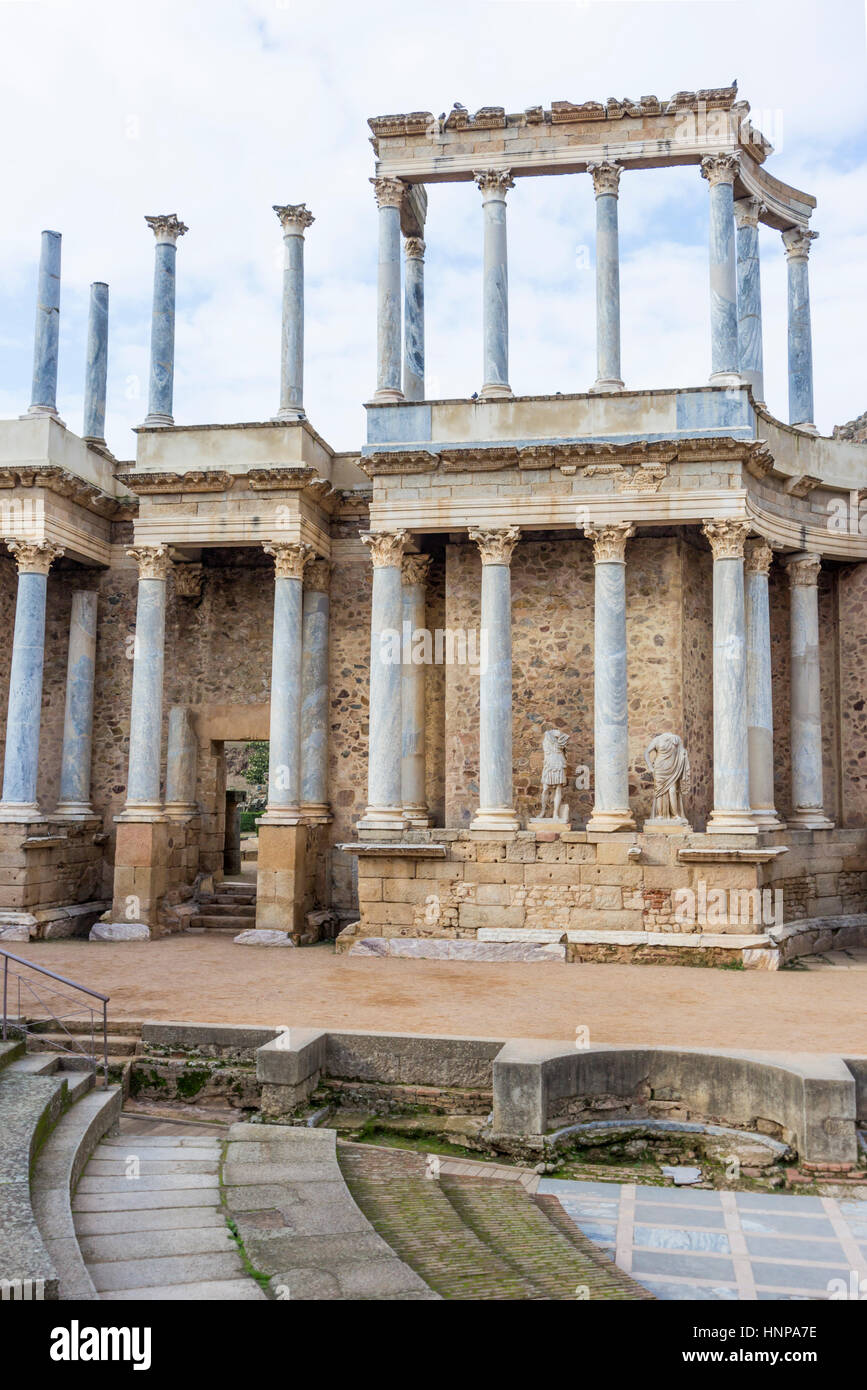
[163,802,199,821]
[403,805,432,827]
[54,802,98,820]
[479,382,513,400]
[259,806,303,827]
[708,371,745,388]
[358,806,407,831]
[749,808,787,831]
[21,405,65,425]
[787,808,835,829]
[586,808,636,833]
[82,436,108,449]
[706,808,760,835]
[792,422,819,435]
[142,412,174,427]
[470,806,520,831]
[301,803,333,824]
[116,803,165,823]
[271,407,306,422]
[0,802,45,823]
[590,377,625,393]
[370,387,405,404]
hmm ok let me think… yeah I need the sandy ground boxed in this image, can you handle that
[6,935,866,1053]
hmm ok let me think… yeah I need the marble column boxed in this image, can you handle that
[468,527,520,831]
[585,523,635,832]
[0,541,64,820]
[82,282,109,445]
[273,203,314,421]
[474,170,515,399]
[744,540,783,829]
[27,230,62,420]
[300,558,331,821]
[401,552,432,825]
[700,156,741,386]
[784,553,834,827]
[359,530,408,829]
[164,705,199,815]
[782,228,819,431]
[588,162,624,391]
[143,214,187,427]
[372,178,405,403]
[734,198,765,405]
[261,542,313,822]
[56,590,99,818]
[702,520,755,833]
[123,545,172,814]
[403,237,425,402]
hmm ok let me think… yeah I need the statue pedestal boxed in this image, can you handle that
[643,817,691,835]
[526,818,570,838]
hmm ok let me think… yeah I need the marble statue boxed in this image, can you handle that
[540,728,570,822]
[645,731,690,825]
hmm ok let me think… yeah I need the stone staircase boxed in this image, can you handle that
[190,879,257,935]
[26,1018,143,1073]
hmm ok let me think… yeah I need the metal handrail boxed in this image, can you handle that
[1,948,109,1089]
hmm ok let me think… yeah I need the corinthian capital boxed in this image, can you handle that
[262,541,314,580]
[782,227,819,261]
[700,154,740,188]
[360,530,409,568]
[587,161,622,197]
[304,558,332,592]
[784,552,822,586]
[144,213,188,246]
[701,519,751,560]
[474,169,515,201]
[127,544,172,580]
[401,552,432,586]
[584,522,634,564]
[733,196,765,229]
[5,539,64,575]
[371,177,406,210]
[404,236,426,261]
[744,538,774,576]
[273,203,315,235]
[468,525,520,565]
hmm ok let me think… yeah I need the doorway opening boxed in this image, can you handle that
[223,739,268,878]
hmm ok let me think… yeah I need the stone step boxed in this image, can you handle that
[88,1250,247,1293]
[28,1019,142,1037]
[101,1278,265,1301]
[28,1033,140,1058]
[6,1052,63,1076]
[190,915,258,931]
[202,903,256,917]
[214,892,256,903]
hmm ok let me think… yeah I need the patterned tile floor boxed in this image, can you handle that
[539,1178,867,1300]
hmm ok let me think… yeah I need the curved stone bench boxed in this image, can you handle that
[491,1042,859,1167]
[0,1070,74,1298]
[770,914,867,965]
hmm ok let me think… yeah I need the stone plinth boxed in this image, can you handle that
[110,818,169,933]
[255,822,310,936]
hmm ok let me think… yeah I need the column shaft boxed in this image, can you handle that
[144,214,187,426]
[372,180,404,402]
[734,199,765,404]
[401,554,431,824]
[403,238,425,401]
[785,554,833,827]
[83,282,109,443]
[475,171,514,399]
[469,528,519,831]
[701,157,740,384]
[262,544,311,820]
[360,531,408,828]
[586,524,635,831]
[273,204,314,420]
[165,704,198,813]
[28,230,62,418]
[744,541,782,828]
[0,543,63,817]
[300,561,331,818]
[588,163,623,390]
[703,521,755,833]
[783,229,818,429]
[125,548,170,810]
[57,590,98,816]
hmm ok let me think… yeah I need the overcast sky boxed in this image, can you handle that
[0,0,865,457]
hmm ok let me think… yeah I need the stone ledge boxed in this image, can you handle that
[677,847,790,864]
[337,842,448,858]
[347,937,565,961]
[477,927,772,949]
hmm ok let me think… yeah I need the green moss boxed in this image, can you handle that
[175,1068,211,1099]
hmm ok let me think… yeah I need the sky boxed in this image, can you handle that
[0,0,865,458]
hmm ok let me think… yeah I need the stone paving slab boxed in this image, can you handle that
[74,1206,227,1236]
[101,1278,265,1301]
[85,1158,220,1176]
[76,1172,219,1193]
[79,1226,238,1263]
[88,1251,246,1292]
[73,1186,220,1212]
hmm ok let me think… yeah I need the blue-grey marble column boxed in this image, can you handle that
[82,282,109,445]
[401,552,431,825]
[783,228,819,430]
[403,237,425,402]
[744,540,783,829]
[372,179,405,403]
[0,541,64,820]
[702,521,755,833]
[124,546,171,812]
[27,230,62,419]
[588,162,624,391]
[474,170,514,400]
[701,156,741,386]
[585,524,635,832]
[261,542,312,821]
[468,527,520,831]
[165,704,198,815]
[359,531,408,829]
[734,198,765,405]
[300,559,331,820]
[784,553,833,827]
[143,214,187,427]
[57,590,98,817]
[273,204,314,421]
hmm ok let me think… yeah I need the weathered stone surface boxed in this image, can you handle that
[89,922,150,942]
[233,929,294,946]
